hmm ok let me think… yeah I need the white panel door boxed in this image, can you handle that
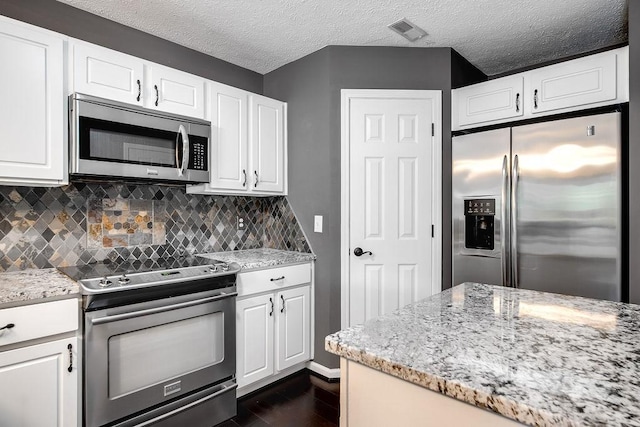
[146,64,205,118]
[455,75,524,127]
[209,83,249,191]
[276,286,310,371]
[529,51,617,114]
[72,41,143,105]
[0,337,78,427]
[236,294,274,388]
[250,94,285,193]
[0,18,65,185]
[348,95,436,327]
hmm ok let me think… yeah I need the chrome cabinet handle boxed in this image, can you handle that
[501,155,509,287]
[533,89,538,109]
[269,297,273,317]
[0,323,15,331]
[280,295,285,313]
[515,93,520,112]
[254,170,259,188]
[270,276,285,282]
[511,154,520,288]
[67,343,73,372]
[136,79,141,102]
[242,169,247,187]
[175,124,189,177]
[154,84,159,106]
[353,247,372,257]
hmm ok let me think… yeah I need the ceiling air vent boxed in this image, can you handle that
[388,18,427,42]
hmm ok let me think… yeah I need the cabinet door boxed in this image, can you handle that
[276,286,310,371]
[0,18,65,185]
[0,337,78,427]
[236,294,274,388]
[455,75,524,127]
[250,95,285,193]
[530,51,617,114]
[209,83,249,191]
[145,64,205,118]
[72,41,144,105]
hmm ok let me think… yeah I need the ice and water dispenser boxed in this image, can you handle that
[464,198,495,250]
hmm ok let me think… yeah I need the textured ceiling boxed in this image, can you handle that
[55,0,628,76]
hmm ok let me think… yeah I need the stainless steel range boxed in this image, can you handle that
[59,257,240,427]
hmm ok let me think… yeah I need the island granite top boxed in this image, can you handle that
[326,282,640,427]
[198,248,315,270]
[0,268,80,307]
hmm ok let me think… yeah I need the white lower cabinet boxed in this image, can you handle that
[0,337,78,427]
[236,263,313,392]
[276,286,311,371]
[236,293,275,388]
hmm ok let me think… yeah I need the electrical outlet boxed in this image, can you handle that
[314,215,323,233]
[236,216,245,231]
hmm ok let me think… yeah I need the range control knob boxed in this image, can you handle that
[98,277,112,288]
[208,265,218,273]
[220,263,229,272]
[118,274,130,285]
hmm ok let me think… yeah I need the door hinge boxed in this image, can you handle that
[431,123,435,136]
[431,224,434,238]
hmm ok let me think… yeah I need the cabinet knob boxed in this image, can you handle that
[136,79,141,102]
[515,93,520,112]
[242,169,247,187]
[269,297,273,317]
[280,295,285,313]
[533,89,538,109]
[254,171,259,188]
[155,84,159,106]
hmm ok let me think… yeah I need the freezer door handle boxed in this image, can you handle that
[511,154,520,288]
[501,155,509,287]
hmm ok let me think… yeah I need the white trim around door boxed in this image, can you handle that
[340,89,443,329]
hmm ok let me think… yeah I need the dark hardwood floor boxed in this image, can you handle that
[217,370,340,427]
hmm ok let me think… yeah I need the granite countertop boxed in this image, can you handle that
[0,268,80,307]
[326,282,640,426]
[198,248,315,270]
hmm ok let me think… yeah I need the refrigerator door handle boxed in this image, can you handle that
[511,154,520,288]
[501,155,509,287]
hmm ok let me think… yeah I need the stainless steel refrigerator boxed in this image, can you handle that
[452,112,621,301]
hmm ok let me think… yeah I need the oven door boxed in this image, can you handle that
[70,94,210,183]
[84,290,236,427]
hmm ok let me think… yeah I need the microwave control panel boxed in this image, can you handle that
[189,136,209,171]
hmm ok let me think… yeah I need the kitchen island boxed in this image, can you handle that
[326,283,640,426]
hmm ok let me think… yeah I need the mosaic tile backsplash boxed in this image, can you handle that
[0,183,311,272]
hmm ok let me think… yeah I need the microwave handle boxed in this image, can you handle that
[176,124,189,177]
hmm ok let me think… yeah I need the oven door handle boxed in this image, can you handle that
[91,292,237,325]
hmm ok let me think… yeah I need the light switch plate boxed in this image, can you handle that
[314,215,323,233]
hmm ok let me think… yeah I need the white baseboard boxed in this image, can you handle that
[307,361,340,379]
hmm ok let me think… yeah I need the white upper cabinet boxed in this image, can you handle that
[208,83,249,191]
[72,41,144,106]
[452,46,628,130]
[454,75,524,128]
[250,94,286,194]
[529,50,618,114]
[0,16,66,186]
[144,63,205,118]
[188,84,287,196]
[71,40,206,119]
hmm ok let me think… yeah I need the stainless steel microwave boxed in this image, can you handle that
[69,93,210,184]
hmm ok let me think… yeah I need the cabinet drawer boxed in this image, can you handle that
[237,264,311,297]
[0,299,78,348]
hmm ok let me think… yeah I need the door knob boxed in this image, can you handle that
[353,247,372,257]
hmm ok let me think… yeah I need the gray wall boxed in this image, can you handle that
[629,1,640,304]
[0,0,262,93]
[264,46,485,368]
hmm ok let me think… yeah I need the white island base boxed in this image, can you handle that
[340,358,522,427]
